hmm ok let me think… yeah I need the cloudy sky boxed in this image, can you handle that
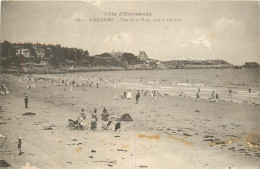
[1,1,259,65]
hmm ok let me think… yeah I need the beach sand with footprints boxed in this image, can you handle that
[0,70,259,169]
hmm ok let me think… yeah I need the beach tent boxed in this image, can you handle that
[127,92,132,99]
[120,114,133,121]
[0,134,6,148]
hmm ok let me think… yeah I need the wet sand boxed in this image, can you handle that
[0,74,259,169]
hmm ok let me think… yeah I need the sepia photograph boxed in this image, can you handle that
[0,1,259,169]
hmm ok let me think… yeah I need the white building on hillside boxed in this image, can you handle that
[16,48,31,57]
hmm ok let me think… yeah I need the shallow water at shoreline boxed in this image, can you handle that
[32,69,260,104]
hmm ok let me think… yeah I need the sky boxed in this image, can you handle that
[1,1,259,65]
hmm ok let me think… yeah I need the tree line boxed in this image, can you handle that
[0,41,147,69]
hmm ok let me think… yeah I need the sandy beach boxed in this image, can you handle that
[0,71,259,169]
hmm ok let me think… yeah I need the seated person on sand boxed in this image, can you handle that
[101,107,110,129]
[80,109,86,119]
[78,117,84,131]
[209,93,216,102]
[0,90,5,95]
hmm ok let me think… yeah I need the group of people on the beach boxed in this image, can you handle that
[117,89,159,104]
[210,90,219,102]
[71,107,111,131]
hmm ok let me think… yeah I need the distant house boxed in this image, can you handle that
[138,51,148,60]
[16,48,31,57]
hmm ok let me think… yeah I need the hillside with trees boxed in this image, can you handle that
[0,41,146,73]
[0,41,248,73]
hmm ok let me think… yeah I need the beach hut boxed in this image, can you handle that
[127,91,132,99]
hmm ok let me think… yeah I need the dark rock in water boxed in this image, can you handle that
[91,150,96,153]
[108,164,113,167]
[195,110,200,113]
[120,114,133,121]
[22,112,36,116]
[0,160,11,167]
[89,156,93,158]
[138,165,148,168]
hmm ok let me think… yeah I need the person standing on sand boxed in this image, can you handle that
[136,91,140,104]
[90,109,98,131]
[78,117,84,131]
[196,92,200,100]
[216,93,219,103]
[124,91,127,99]
[210,93,214,102]
[229,89,232,95]
[153,90,157,100]
[24,96,29,108]
[17,137,22,155]
[211,91,215,99]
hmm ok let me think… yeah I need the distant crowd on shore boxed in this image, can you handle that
[1,73,256,106]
